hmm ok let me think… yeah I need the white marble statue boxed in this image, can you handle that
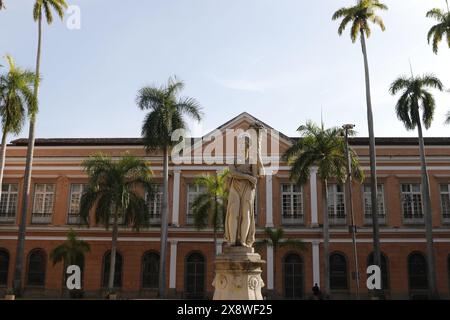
[224,124,265,247]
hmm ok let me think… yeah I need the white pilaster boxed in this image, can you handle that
[310,166,319,227]
[216,239,223,255]
[169,240,178,289]
[267,246,274,290]
[172,169,181,226]
[312,240,320,286]
[265,169,274,227]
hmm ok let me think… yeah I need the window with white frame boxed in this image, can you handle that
[363,184,385,222]
[327,184,346,223]
[439,184,450,222]
[32,184,55,223]
[186,184,206,224]
[0,184,18,223]
[68,184,87,224]
[281,184,303,223]
[401,184,423,221]
[146,184,163,222]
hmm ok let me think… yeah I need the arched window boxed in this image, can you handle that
[448,255,450,291]
[408,252,428,291]
[142,251,159,289]
[0,249,9,286]
[367,252,389,290]
[27,249,46,286]
[185,252,205,299]
[329,252,348,290]
[283,253,303,299]
[102,251,123,288]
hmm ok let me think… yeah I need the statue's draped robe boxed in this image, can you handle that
[224,165,256,247]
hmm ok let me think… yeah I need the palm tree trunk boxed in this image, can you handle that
[273,246,277,298]
[213,194,218,256]
[13,14,42,294]
[360,30,382,285]
[108,205,119,291]
[416,113,438,299]
[0,129,8,199]
[158,146,169,298]
[322,179,330,295]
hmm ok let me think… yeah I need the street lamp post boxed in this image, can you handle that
[343,124,360,299]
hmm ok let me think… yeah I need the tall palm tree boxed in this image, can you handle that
[50,229,90,298]
[136,76,202,298]
[284,121,363,296]
[389,73,444,299]
[0,55,37,194]
[79,153,152,293]
[255,227,305,297]
[332,0,387,285]
[191,170,229,256]
[13,0,68,294]
[426,1,450,54]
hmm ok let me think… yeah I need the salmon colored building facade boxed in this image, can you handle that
[1,113,450,299]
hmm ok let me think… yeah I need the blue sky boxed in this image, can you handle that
[1,0,449,140]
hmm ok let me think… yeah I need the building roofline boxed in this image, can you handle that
[9,137,450,147]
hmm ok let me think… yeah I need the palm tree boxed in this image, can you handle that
[0,55,37,194]
[13,0,68,294]
[426,1,450,54]
[332,0,388,286]
[79,153,153,293]
[284,121,363,296]
[389,73,444,299]
[191,170,229,256]
[50,229,90,298]
[136,76,202,298]
[255,227,305,297]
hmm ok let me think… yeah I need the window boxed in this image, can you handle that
[283,254,303,299]
[0,249,9,286]
[102,251,123,288]
[329,253,348,290]
[367,252,389,290]
[142,251,159,289]
[0,184,18,223]
[68,184,87,225]
[185,252,205,299]
[363,184,385,224]
[186,184,206,225]
[26,249,46,286]
[146,184,163,224]
[32,184,55,224]
[439,184,450,223]
[408,252,428,291]
[401,184,423,223]
[327,184,346,225]
[281,184,303,225]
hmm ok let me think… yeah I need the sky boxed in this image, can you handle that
[0,0,449,141]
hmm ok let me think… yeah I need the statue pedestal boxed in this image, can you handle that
[212,246,265,300]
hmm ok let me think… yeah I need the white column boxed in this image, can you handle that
[265,169,274,227]
[267,246,274,290]
[312,240,320,286]
[172,169,181,226]
[216,239,223,255]
[169,240,178,289]
[310,166,319,227]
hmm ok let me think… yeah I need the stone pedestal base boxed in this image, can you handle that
[212,246,265,300]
